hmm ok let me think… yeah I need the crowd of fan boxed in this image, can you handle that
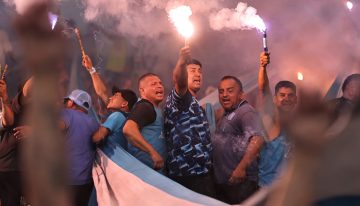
[0,46,359,206]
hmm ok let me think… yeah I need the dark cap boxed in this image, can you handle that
[112,86,138,110]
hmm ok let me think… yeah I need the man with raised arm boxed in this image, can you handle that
[91,87,137,147]
[82,55,137,147]
[164,46,215,197]
[257,52,298,187]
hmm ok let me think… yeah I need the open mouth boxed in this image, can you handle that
[155,91,164,95]
[222,99,230,104]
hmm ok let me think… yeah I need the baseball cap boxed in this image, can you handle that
[65,89,92,111]
[111,86,138,110]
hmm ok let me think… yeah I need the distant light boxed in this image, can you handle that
[346,1,354,11]
[297,72,304,81]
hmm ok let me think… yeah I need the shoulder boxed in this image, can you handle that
[134,99,153,109]
[132,99,155,114]
[107,111,126,121]
[166,88,194,110]
[231,102,262,124]
[61,108,73,116]
[236,101,258,115]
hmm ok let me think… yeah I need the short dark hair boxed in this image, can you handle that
[187,59,202,68]
[112,87,138,110]
[342,73,360,92]
[138,73,159,87]
[275,81,296,94]
[220,76,243,91]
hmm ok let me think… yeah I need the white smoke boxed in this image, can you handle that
[209,2,266,31]
[3,0,359,93]
[4,0,222,38]
[82,0,220,38]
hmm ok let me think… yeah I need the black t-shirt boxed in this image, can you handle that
[127,99,156,129]
[0,91,27,172]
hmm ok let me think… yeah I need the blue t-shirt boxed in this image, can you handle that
[127,100,167,170]
[164,89,213,177]
[102,111,127,148]
[259,132,289,187]
[212,100,264,184]
[62,109,99,185]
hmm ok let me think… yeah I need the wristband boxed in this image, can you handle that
[89,67,96,74]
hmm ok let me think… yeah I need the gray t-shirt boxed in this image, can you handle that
[212,100,264,184]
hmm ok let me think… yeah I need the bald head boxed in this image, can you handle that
[137,73,164,106]
[138,73,158,88]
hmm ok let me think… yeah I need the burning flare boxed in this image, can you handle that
[297,72,304,81]
[346,1,354,11]
[48,12,58,30]
[168,5,194,42]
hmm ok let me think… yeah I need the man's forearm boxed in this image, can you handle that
[92,127,109,143]
[235,136,264,171]
[258,66,271,95]
[257,66,273,115]
[90,72,109,104]
[123,121,158,155]
[173,62,188,95]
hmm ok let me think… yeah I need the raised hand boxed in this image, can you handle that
[260,52,270,68]
[177,46,191,66]
[82,55,93,72]
[0,80,9,101]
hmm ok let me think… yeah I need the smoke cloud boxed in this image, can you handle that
[81,0,221,38]
[209,2,265,31]
[2,0,360,97]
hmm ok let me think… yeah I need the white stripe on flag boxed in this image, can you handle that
[93,150,201,206]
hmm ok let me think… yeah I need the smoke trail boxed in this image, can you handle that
[209,2,265,31]
[3,0,360,97]
[93,30,104,69]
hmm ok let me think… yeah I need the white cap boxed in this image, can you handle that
[65,89,92,111]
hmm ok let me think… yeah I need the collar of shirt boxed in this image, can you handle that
[224,99,247,116]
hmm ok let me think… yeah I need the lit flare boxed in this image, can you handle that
[249,15,266,33]
[297,72,304,81]
[346,1,354,11]
[168,6,194,42]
